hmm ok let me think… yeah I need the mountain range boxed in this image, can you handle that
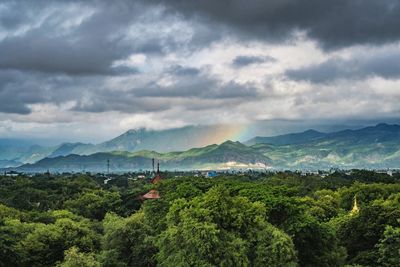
[0,125,245,168]
[251,123,400,169]
[14,141,270,172]
[2,123,400,171]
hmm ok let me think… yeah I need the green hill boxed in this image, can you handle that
[13,141,271,172]
[6,123,400,171]
[251,123,400,169]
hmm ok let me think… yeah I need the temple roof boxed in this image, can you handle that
[151,174,162,184]
[141,189,160,200]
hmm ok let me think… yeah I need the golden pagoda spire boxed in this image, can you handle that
[350,195,359,215]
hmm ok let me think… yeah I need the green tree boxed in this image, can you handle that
[0,218,36,267]
[377,225,400,266]
[235,183,346,266]
[57,246,100,267]
[156,186,297,266]
[309,190,340,222]
[291,217,346,267]
[18,212,100,266]
[101,211,156,267]
[64,189,121,220]
[336,195,400,265]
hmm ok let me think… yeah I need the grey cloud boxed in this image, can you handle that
[0,62,260,116]
[216,82,259,99]
[286,49,400,83]
[286,59,348,83]
[0,33,128,75]
[133,73,259,99]
[167,65,200,76]
[0,99,31,115]
[1,0,399,79]
[0,69,109,115]
[0,71,47,114]
[232,55,276,67]
[0,9,26,30]
[0,7,124,75]
[1,0,400,129]
[71,70,260,114]
[73,95,171,113]
[0,1,173,75]
[0,0,41,30]
[148,0,400,49]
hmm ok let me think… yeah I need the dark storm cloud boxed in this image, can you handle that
[0,1,169,75]
[72,94,172,113]
[286,49,400,83]
[133,72,259,99]
[148,0,400,49]
[69,66,260,114]
[0,95,31,115]
[0,9,25,30]
[286,59,346,84]
[1,0,399,124]
[0,0,39,30]
[0,71,48,114]
[1,0,399,79]
[0,69,115,115]
[167,65,200,76]
[133,80,258,99]
[0,61,259,116]
[232,55,276,68]
[0,32,137,75]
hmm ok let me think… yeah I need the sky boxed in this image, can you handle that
[1,0,400,142]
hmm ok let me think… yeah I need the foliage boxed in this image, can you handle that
[64,189,122,220]
[335,194,400,265]
[57,246,100,267]
[0,171,400,266]
[156,186,298,266]
[18,214,100,266]
[377,225,400,266]
[101,211,156,266]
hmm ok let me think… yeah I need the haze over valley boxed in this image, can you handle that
[2,123,400,172]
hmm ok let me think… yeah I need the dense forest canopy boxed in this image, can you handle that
[1,170,400,266]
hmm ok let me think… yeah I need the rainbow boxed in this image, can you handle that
[194,124,252,147]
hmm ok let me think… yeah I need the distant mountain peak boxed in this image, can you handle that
[220,140,245,146]
[125,129,137,135]
[374,123,399,130]
[303,129,323,134]
[376,123,389,127]
[221,140,236,144]
[124,128,147,135]
[245,128,326,146]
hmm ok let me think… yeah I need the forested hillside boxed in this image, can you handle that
[1,171,400,266]
[12,141,270,172]
[6,124,400,171]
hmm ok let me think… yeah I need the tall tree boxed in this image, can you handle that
[156,186,297,266]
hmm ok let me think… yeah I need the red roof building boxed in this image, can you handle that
[141,189,160,200]
[139,160,162,201]
[151,174,162,184]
